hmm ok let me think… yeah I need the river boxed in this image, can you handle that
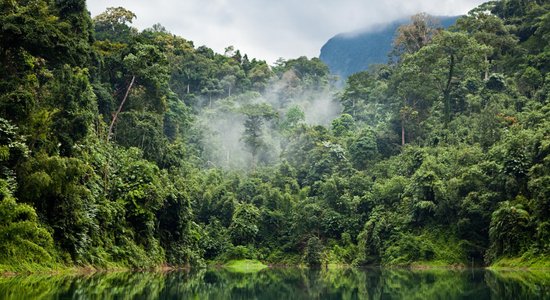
[1,267,548,299]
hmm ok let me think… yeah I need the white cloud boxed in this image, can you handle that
[87,0,487,64]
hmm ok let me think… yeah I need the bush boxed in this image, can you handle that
[304,236,324,267]
[222,245,257,261]
[0,180,56,269]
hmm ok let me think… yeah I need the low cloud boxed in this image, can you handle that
[87,0,486,63]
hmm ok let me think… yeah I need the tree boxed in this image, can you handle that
[340,71,390,124]
[109,151,168,263]
[391,13,440,61]
[108,43,169,141]
[93,7,137,42]
[331,114,355,137]
[115,111,168,165]
[240,103,277,170]
[487,200,532,263]
[157,176,196,265]
[349,127,379,170]
[0,179,55,266]
[395,31,490,130]
[455,11,518,78]
[0,121,53,267]
[279,105,305,135]
[248,61,273,92]
[51,65,97,156]
[275,56,330,91]
[18,155,99,263]
[304,236,324,267]
[0,118,28,175]
[229,202,261,245]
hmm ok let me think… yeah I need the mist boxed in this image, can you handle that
[88,0,487,64]
[196,69,342,170]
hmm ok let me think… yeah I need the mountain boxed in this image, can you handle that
[319,16,460,80]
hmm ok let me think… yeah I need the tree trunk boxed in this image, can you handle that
[443,54,455,125]
[107,75,135,142]
[401,97,406,146]
[484,54,489,81]
[401,118,406,146]
[251,152,257,173]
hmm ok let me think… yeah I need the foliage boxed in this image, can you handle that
[0,0,549,272]
[0,179,55,269]
[229,203,261,246]
[304,236,324,267]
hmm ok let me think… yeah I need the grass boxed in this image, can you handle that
[0,262,68,275]
[223,259,268,273]
[0,260,166,277]
[489,254,550,270]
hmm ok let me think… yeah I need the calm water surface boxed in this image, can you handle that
[1,267,549,299]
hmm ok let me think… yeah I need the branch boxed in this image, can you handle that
[107,75,135,142]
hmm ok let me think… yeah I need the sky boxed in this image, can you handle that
[87,0,487,64]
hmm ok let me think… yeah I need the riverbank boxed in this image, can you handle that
[488,254,550,270]
[0,263,183,277]
[3,256,550,277]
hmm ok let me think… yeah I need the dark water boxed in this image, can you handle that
[1,267,549,299]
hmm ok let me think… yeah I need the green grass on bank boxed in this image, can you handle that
[489,254,550,270]
[0,261,165,276]
[223,260,268,273]
[3,252,550,277]
[0,262,69,275]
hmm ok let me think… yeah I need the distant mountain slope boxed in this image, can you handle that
[319,16,459,80]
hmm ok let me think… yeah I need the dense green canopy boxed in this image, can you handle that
[0,0,548,271]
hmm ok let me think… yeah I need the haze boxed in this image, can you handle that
[87,0,486,63]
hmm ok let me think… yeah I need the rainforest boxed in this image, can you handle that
[0,0,549,276]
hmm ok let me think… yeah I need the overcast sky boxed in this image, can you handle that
[87,0,487,64]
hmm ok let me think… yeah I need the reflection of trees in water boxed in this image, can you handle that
[0,271,166,300]
[485,270,550,300]
[374,269,488,299]
[0,268,548,299]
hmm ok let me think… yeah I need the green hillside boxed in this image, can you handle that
[320,16,459,79]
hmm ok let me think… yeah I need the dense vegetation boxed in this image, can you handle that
[0,0,549,272]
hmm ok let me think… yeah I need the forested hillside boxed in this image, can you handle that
[0,0,549,271]
[319,15,458,79]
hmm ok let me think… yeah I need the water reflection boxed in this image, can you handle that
[0,267,548,299]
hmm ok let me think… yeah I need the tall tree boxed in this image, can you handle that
[240,103,277,170]
[391,13,440,62]
[93,7,137,43]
